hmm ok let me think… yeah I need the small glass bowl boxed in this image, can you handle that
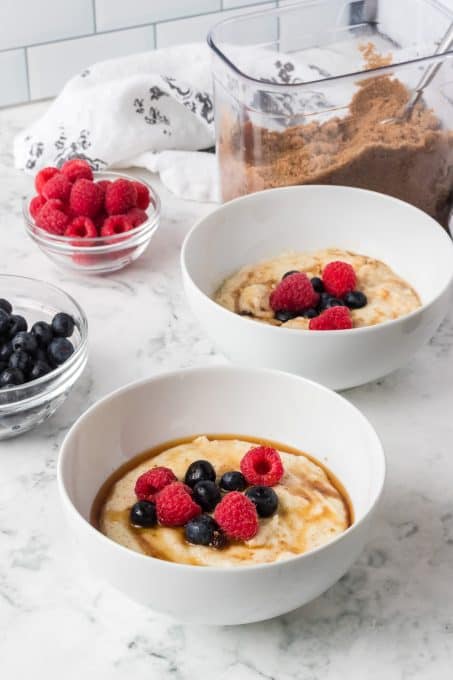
[23,171,161,275]
[0,275,88,439]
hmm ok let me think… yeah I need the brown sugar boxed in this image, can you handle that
[218,47,453,226]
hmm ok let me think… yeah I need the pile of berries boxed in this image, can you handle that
[270,260,368,331]
[129,445,285,548]
[29,159,151,243]
[0,300,75,389]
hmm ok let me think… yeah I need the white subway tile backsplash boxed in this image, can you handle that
[95,0,220,32]
[222,0,270,7]
[156,2,276,48]
[28,26,155,100]
[0,49,28,107]
[0,0,94,51]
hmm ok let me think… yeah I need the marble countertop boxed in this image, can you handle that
[1,100,453,680]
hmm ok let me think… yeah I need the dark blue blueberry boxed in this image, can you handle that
[31,321,53,348]
[184,514,225,547]
[29,360,52,381]
[245,485,279,518]
[0,299,12,314]
[0,368,24,387]
[48,337,74,366]
[184,460,216,488]
[0,309,10,335]
[319,293,346,311]
[219,470,247,492]
[192,480,221,512]
[12,331,37,355]
[52,312,75,338]
[302,308,318,318]
[274,310,295,323]
[8,315,27,338]
[344,290,368,309]
[311,276,324,293]
[130,500,157,528]
[0,341,12,362]
[9,350,31,374]
[282,270,299,280]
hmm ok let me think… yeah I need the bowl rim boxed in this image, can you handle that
[181,185,453,337]
[57,364,386,573]
[23,170,161,252]
[0,274,88,403]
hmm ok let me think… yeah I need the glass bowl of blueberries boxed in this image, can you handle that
[0,275,88,439]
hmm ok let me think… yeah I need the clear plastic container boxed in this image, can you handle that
[209,0,453,227]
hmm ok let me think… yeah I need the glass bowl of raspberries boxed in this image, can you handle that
[23,160,161,274]
[0,275,88,439]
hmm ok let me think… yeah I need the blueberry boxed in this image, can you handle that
[192,480,221,512]
[31,321,53,348]
[52,312,75,338]
[245,486,279,518]
[184,460,216,488]
[311,276,324,293]
[184,514,222,546]
[35,348,48,363]
[29,360,52,381]
[48,337,74,366]
[12,331,37,355]
[8,315,27,338]
[302,308,318,318]
[0,309,10,335]
[130,500,157,527]
[0,368,24,387]
[0,341,12,362]
[219,470,247,492]
[344,290,367,309]
[282,270,299,280]
[274,310,295,323]
[9,350,31,374]
[323,297,346,309]
[0,361,7,373]
[0,299,12,314]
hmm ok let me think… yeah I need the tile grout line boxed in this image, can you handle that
[153,23,157,49]
[92,0,97,33]
[24,47,31,102]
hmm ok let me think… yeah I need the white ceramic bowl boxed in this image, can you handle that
[181,186,453,390]
[58,366,385,625]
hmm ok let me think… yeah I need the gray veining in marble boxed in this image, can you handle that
[0,101,453,680]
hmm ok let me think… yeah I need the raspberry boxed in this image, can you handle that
[105,179,137,215]
[36,199,69,235]
[135,466,177,501]
[42,173,72,202]
[322,261,357,298]
[214,492,259,541]
[69,178,103,218]
[309,306,353,331]
[240,446,284,487]
[35,167,59,195]
[269,272,319,312]
[65,216,98,239]
[61,159,93,183]
[132,181,150,210]
[156,482,201,526]
[29,195,46,219]
[96,180,111,198]
[126,208,148,227]
[100,215,133,237]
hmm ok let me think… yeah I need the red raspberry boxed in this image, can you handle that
[69,178,103,218]
[134,466,177,501]
[309,306,353,331]
[156,482,201,526]
[322,261,357,298]
[269,272,319,312]
[101,215,133,237]
[35,167,59,195]
[105,179,137,215]
[29,195,46,219]
[214,492,259,541]
[36,199,69,235]
[42,173,72,202]
[61,159,93,183]
[96,180,111,198]
[240,446,284,487]
[132,181,150,210]
[126,208,148,227]
[65,216,98,239]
